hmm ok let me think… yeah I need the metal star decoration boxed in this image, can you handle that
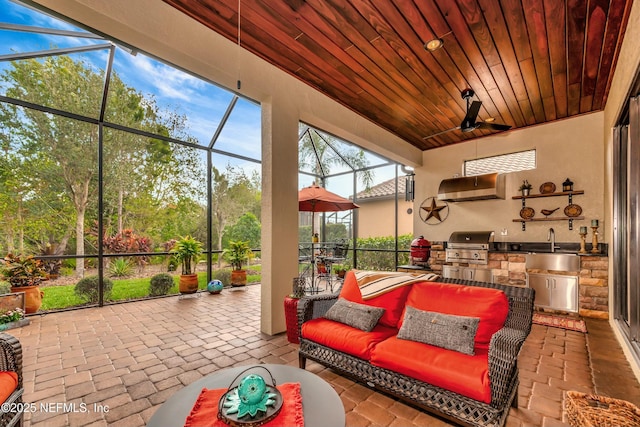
[419,197,449,224]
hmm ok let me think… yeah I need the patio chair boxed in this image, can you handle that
[0,333,23,427]
[333,241,349,259]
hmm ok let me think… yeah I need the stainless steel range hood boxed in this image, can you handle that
[437,173,505,202]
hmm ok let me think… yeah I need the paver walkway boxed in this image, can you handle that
[7,284,640,426]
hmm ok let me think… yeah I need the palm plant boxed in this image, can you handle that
[223,240,254,271]
[171,235,203,275]
[298,125,374,189]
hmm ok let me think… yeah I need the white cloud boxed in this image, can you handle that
[126,54,204,102]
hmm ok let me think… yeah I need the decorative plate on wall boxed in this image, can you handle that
[520,207,535,219]
[540,182,556,194]
[564,204,583,217]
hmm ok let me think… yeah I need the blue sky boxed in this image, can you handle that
[0,0,400,197]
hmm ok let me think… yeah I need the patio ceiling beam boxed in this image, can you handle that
[0,94,261,164]
[0,43,113,62]
[312,129,356,171]
[0,22,105,39]
[306,128,327,178]
[322,161,395,179]
[299,170,323,183]
[0,94,100,124]
[208,95,238,149]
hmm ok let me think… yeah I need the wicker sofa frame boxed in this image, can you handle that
[0,332,23,427]
[297,277,535,427]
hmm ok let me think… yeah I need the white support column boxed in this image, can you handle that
[260,96,299,335]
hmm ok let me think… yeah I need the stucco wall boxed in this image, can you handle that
[357,199,413,238]
[413,112,605,245]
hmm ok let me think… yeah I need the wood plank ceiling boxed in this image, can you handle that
[163,0,632,151]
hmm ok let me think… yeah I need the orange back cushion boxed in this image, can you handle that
[339,270,412,328]
[401,282,509,351]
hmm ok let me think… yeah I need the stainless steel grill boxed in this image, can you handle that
[445,231,494,265]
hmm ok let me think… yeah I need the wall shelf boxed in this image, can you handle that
[513,190,584,230]
[512,190,584,200]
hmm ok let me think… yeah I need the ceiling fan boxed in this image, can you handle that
[424,88,512,140]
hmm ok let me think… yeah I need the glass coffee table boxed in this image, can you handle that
[147,363,345,427]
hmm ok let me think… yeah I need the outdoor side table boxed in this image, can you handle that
[147,363,345,427]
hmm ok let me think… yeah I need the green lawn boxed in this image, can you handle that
[40,267,261,311]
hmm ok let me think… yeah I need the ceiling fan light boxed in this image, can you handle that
[424,38,444,52]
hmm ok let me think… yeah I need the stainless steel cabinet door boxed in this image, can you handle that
[527,273,552,308]
[550,275,579,313]
[472,268,493,283]
[527,273,578,312]
[442,265,460,279]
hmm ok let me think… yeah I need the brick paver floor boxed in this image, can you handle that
[7,284,640,426]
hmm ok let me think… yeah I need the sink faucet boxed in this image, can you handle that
[547,227,559,252]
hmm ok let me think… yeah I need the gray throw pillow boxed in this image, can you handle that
[324,298,385,332]
[397,306,480,355]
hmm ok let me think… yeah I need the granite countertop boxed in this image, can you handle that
[489,242,608,257]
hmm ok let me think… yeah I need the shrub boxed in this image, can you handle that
[167,255,179,272]
[0,281,11,294]
[212,269,231,286]
[60,266,74,277]
[74,276,113,303]
[350,234,413,271]
[108,258,132,277]
[149,273,174,296]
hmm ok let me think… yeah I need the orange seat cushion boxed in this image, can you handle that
[400,282,509,351]
[371,336,492,403]
[0,371,18,403]
[301,317,397,360]
[339,271,413,328]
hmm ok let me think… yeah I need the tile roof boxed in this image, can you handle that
[355,177,407,201]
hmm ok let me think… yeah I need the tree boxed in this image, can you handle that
[0,55,205,275]
[222,212,261,250]
[298,125,374,189]
[211,165,261,265]
[1,57,103,274]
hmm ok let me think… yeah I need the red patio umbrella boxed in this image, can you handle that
[298,182,360,214]
[298,183,359,288]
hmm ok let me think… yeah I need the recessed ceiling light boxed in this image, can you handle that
[424,38,444,52]
[484,117,496,122]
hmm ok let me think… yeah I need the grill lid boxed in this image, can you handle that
[448,231,495,245]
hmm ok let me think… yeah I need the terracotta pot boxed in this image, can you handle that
[11,285,44,314]
[230,270,247,286]
[179,274,199,294]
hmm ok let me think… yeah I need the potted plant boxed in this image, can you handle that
[222,240,254,286]
[519,180,532,196]
[1,254,46,314]
[333,264,349,279]
[171,235,203,294]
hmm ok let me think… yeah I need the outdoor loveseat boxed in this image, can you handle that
[0,333,23,427]
[297,271,534,427]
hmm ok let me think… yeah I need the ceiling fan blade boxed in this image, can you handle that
[477,122,512,131]
[423,126,461,140]
[463,100,482,123]
[461,100,482,132]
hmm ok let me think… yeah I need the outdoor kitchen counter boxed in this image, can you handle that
[489,241,608,256]
[430,247,610,319]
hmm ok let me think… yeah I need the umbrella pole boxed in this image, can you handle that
[311,212,315,289]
